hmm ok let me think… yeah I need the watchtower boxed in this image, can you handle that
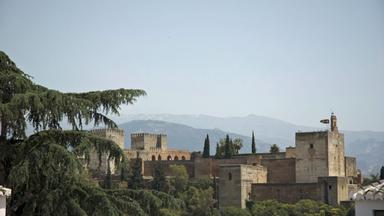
[131,133,167,151]
[90,128,125,149]
[295,114,345,183]
[88,128,125,174]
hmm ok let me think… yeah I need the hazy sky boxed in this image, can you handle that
[1,0,383,131]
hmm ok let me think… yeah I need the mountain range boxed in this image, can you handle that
[117,114,384,175]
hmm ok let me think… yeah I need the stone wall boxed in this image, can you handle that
[327,132,345,177]
[295,131,329,183]
[345,157,357,184]
[88,129,125,174]
[143,160,195,177]
[91,128,125,149]
[219,164,267,209]
[318,176,348,206]
[125,149,191,161]
[194,158,213,178]
[260,158,296,183]
[131,133,167,150]
[251,183,320,203]
[285,147,296,158]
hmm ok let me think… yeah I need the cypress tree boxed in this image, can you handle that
[203,134,210,158]
[252,131,256,154]
[380,166,384,180]
[215,143,220,159]
[130,157,144,189]
[224,134,231,159]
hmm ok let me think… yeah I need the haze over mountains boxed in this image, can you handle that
[117,114,384,175]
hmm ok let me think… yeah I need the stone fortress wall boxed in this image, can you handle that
[88,128,125,174]
[88,129,191,175]
[126,132,190,161]
[89,113,359,209]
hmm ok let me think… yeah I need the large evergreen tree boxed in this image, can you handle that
[130,157,144,189]
[214,143,221,159]
[224,134,231,159]
[202,134,210,158]
[152,163,168,192]
[251,131,256,154]
[0,51,157,215]
[380,166,384,180]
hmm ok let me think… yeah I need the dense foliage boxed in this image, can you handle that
[269,144,280,154]
[0,51,165,215]
[214,135,243,159]
[220,199,352,216]
[129,158,144,189]
[152,163,169,192]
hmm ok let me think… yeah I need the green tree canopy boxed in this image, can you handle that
[214,135,243,159]
[152,163,169,192]
[269,144,280,154]
[129,158,144,189]
[170,165,189,195]
[0,51,150,215]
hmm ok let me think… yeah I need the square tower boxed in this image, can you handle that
[88,128,125,174]
[219,164,267,209]
[131,133,167,151]
[295,115,345,183]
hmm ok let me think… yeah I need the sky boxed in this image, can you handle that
[0,0,383,131]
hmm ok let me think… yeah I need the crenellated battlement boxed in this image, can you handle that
[131,133,167,138]
[90,128,125,135]
[131,132,168,151]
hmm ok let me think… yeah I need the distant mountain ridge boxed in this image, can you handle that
[119,120,271,154]
[118,114,384,175]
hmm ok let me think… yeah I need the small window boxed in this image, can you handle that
[310,144,314,149]
[228,172,232,181]
[374,210,384,216]
[329,185,332,190]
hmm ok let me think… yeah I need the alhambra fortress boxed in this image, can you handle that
[88,113,360,208]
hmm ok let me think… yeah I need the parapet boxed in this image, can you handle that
[90,128,125,135]
[131,133,167,138]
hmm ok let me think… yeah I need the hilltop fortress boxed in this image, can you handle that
[90,113,359,208]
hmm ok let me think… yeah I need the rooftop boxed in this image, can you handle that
[0,185,11,197]
[352,180,384,201]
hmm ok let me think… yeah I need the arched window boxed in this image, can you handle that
[158,155,162,160]
[152,155,156,161]
[174,156,179,161]
[181,156,186,160]
[167,155,172,161]
[228,172,232,181]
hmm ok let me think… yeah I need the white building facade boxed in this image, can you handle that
[0,186,11,216]
[352,180,384,216]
